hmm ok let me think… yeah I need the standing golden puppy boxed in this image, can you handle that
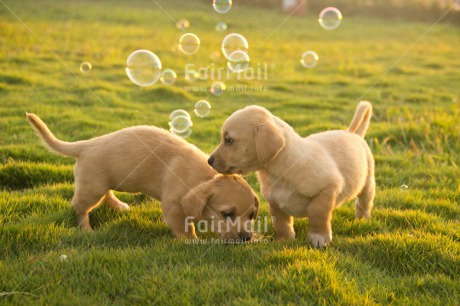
[27,114,259,241]
[208,102,375,247]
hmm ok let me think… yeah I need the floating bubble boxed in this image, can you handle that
[80,62,92,73]
[210,81,226,96]
[171,128,192,139]
[227,50,250,73]
[176,19,190,31]
[215,22,227,32]
[161,69,177,85]
[194,100,211,117]
[125,50,162,86]
[178,33,200,55]
[222,33,249,60]
[300,51,319,68]
[185,70,199,83]
[400,184,408,190]
[213,0,232,14]
[318,7,342,30]
[170,109,191,121]
[169,115,193,133]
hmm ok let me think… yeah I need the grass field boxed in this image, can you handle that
[1,0,459,304]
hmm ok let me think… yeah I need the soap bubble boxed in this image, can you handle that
[171,128,192,139]
[215,22,227,32]
[161,69,177,85]
[300,51,319,68]
[400,184,408,190]
[194,100,211,117]
[227,50,250,73]
[178,33,200,55]
[176,19,190,31]
[80,62,92,73]
[169,115,193,133]
[185,70,199,83]
[170,109,191,121]
[125,50,162,86]
[60,255,68,262]
[210,81,226,96]
[318,7,342,30]
[213,0,232,14]
[222,33,248,60]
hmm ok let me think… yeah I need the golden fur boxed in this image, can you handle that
[209,102,375,247]
[27,113,259,240]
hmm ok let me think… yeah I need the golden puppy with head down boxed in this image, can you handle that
[27,114,259,241]
[208,102,375,247]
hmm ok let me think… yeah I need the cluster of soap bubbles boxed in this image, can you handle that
[222,33,250,73]
[79,1,342,139]
[300,7,343,69]
[169,100,211,139]
[116,1,242,139]
[169,109,193,138]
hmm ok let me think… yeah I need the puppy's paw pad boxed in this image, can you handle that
[308,232,332,248]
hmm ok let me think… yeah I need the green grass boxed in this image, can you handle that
[1,0,459,304]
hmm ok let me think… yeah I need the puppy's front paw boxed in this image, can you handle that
[308,232,332,248]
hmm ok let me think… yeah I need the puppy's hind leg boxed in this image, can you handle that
[71,190,107,232]
[355,154,375,220]
[355,177,375,220]
[105,190,130,211]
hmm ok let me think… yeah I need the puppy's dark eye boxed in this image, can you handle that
[249,212,255,220]
[224,137,233,145]
[222,211,234,219]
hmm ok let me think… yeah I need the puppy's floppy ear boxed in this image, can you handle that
[255,120,285,163]
[181,180,213,219]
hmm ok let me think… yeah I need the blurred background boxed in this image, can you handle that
[203,0,460,23]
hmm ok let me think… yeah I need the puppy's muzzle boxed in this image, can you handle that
[208,155,215,166]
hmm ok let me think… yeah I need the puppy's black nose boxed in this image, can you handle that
[208,155,215,166]
[239,233,251,242]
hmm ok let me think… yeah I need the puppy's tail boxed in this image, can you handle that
[26,113,83,158]
[346,101,372,137]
